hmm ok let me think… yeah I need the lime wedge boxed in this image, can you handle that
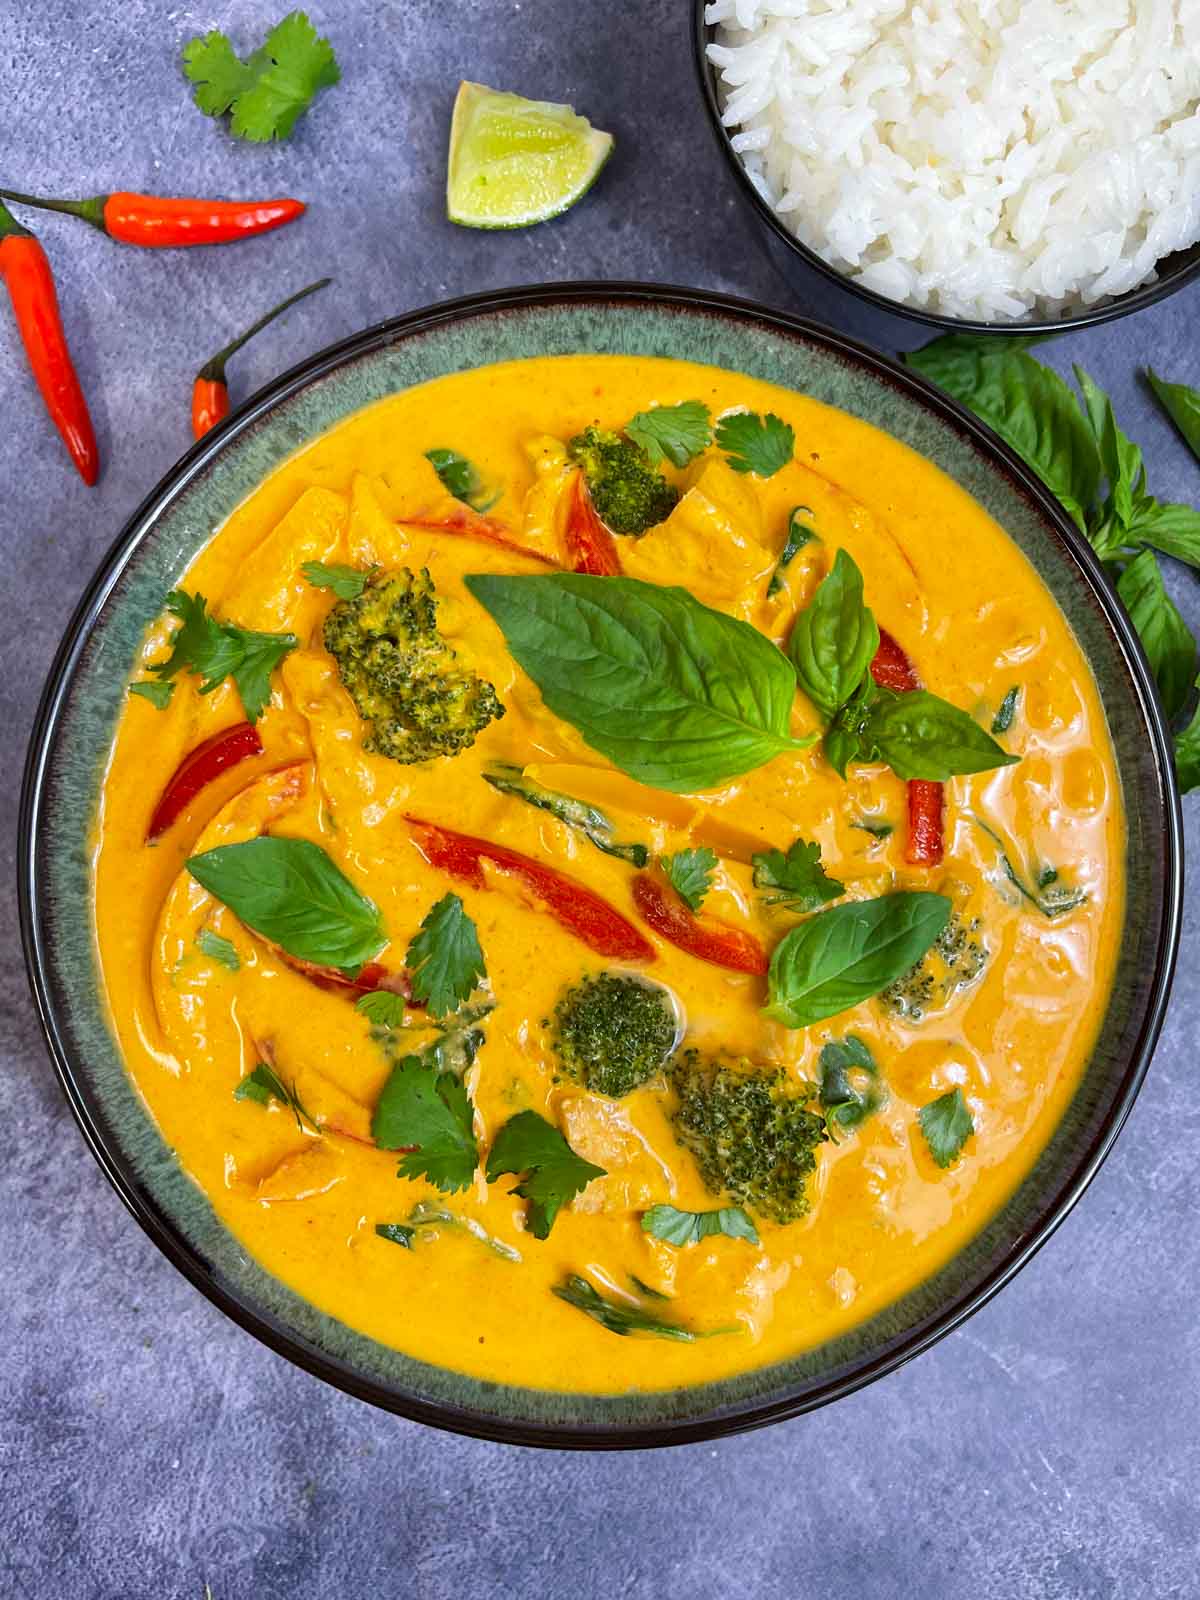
[446,81,614,229]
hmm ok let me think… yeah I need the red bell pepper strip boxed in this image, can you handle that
[870,628,944,867]
[564,472,623,575]
[406,816,656,963]
[146,722,263,841]
[632,874,768,976]
[0,188,306,248]
[266,947,410,1001]
[403,504,562,567]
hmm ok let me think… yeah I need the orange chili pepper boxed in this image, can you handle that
[0,200,98,485]
[191,278,331,439]
[0,188,305,248]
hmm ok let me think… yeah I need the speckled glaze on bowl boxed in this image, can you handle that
[693,5,1200,336]
[20,283,1182,1449]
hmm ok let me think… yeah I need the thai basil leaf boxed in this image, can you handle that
[186,837,387,970]
[425,448,498,512]
[1124,499,1200,570]
[1147,369,1200,466]
[863,688,1019,782]
[991,686,1019,735]
[1117,551,1197,721]
[552,1274,734,1341]
[788,549,880,718]
[465,573,812,792]
[768,505,818,596]
[906,338,1100,533]
[764,892,952,1028]
[818,1035,883,1134]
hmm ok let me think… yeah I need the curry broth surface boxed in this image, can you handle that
[94,355,1124,1393]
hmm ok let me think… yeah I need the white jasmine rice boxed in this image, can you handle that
[705,0,1200,321]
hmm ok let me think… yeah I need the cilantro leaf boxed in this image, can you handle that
[149,590,296,722]
[302,561,371,600]
[355,991,410,1028]
[485,1110,605,1239]
[641,1204,759,1247]
[1147,369,1200,466]
[129,679,174,710]
[715,410,794,478]
[371,1055,479,1193]
[406,894,486,1019]
[624,401,712,467]
[425,448,499,513]
[752,837,845,913]
[1175,680,1200,794]
[552,1274,733,1341]
[662,847,717,911]
[818,1036,883,1136]
[234,1061,317,1133]
[1117,551,1197,720]
[183,10,340,144]
[180,32,255,116]
[918,1087,973,1168]
[196,928,239,971]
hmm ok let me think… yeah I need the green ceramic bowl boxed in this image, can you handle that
[19,283,1182,1449]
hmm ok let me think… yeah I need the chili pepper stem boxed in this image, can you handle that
[0,188,108,230]
[0,199,32,238]
[197,277,332,383]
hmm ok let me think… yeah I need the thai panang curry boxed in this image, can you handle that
[94,355,1123,1392]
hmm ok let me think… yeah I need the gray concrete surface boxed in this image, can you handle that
[2,3,1198,1596]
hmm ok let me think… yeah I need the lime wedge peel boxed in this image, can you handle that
[446,81,614,230]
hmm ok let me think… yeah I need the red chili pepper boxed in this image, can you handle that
[0,201,98,486]
[564,472,623,575]
[146,722,263,841]
[0,188,305,248]
[632,874,768,976]
[870,628,944,866]
[406,816,656,963]
[191,278,331,440]
[404,504,562,568]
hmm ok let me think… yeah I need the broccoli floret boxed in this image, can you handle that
[568,426,679,536]
[323,567,504,764]
[549,973,679,1098]
[879,911,988,1022]
[669,1052,826,1224]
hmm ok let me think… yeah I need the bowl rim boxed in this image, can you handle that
[692,3,1200,335]
[19,279,1184,1449]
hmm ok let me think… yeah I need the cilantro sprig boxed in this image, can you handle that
[715,410,794,478]
[662,847,717,912]
[234,1060,318,1133]
[371,1054,479,1193]
[406,894,486,1018]
[182,10,340,143]
[641,1204,759,1247]
[552,1275,737,1341]
[144,590,296,721]
[752,837,845,914]
[624,400,712,467]
[918,1087,974,1169]
[485,1110,605,1239]
[302,562,371,600]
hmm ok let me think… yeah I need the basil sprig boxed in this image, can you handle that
[186,836,387,970]
[906,336,1200,790]
[465,573,814,792]
[790,550,1015,782]
[764,892,951,1028]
